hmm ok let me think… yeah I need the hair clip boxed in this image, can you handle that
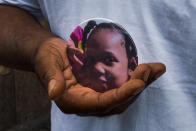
[86,25,96,40]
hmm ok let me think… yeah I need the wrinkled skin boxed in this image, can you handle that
[34,38,166,116]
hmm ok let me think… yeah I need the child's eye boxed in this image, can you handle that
[105,58,114,62]
[103,57,117,66]
[84,56,95,66]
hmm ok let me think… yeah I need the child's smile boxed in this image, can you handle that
[68,21,137,93]
[82,29,133,92]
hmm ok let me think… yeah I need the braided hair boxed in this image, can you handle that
[82,20,138,70]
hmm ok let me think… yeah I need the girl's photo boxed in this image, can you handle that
[68,18,138,92]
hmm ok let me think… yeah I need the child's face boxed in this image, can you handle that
[82,29,133,92]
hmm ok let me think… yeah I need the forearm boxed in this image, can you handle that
[0,5,58,71]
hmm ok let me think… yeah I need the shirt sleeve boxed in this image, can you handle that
[0,0,42,19]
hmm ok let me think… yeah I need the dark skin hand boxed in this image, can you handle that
[36,38,166,116]
[0,5,166,116]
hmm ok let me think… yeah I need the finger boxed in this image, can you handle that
[104,93,140,115]
[105,64,152,114]
[146,63,166,85]
[83,79,145,113]
[94,64,154,116]
[55,79,145,115]
[68,47,85,61]
[67,47,85,70]
[131,64,152,82]
[73,55,84,67]
[76,90,141,117]
[46,53,67,100]
[104,63,166,116]
[48,45,76,100]
[34,51,66,100]
[95,79,145,110]
[68,54,83,72]
[74,49,86,61]
[104,63,166,115]
[63,63,77,90]
[95,94,140,117]
[34,39,75,100]
[62,46,78,87]
[48,69,66,100]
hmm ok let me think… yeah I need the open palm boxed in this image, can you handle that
[34,38,166,116]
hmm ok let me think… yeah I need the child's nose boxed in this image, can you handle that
[94,62,106,74]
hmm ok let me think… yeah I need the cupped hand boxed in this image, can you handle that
[34,37,166,116]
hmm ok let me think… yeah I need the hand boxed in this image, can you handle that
[55,62,166,116]
[33,37,166,116]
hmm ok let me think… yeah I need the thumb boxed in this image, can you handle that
[48,54,78,100]
[48,67,66,100]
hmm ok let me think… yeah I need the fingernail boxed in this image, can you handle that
[48,79,56,99]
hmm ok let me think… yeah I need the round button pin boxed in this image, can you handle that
[67,18,138,92]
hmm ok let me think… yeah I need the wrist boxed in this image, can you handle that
[0,5,60,71]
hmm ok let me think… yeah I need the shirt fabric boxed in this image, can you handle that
[0,0,196,131]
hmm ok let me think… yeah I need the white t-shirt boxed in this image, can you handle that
[1,0,196,131]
